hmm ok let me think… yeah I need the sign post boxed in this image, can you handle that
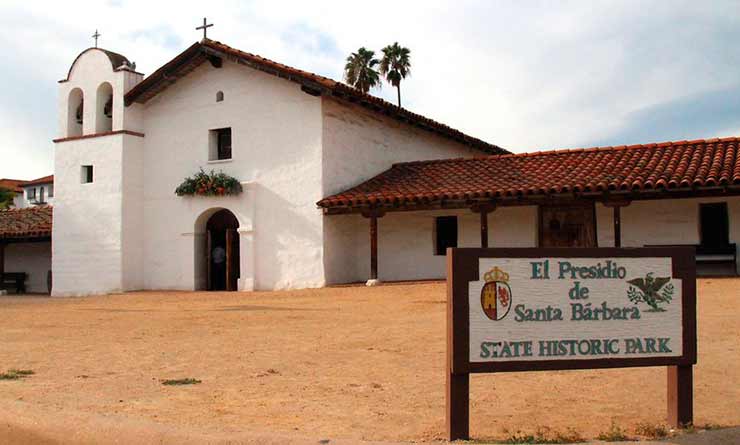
[446,247,696,441]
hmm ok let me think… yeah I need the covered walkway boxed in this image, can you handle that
[319,137,740,283]
[0,206,53,294]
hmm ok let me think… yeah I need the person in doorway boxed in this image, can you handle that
[212,245,226,290]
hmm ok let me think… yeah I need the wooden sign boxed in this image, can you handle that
[446,247,696,441]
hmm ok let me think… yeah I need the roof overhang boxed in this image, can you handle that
[320,186,740,215]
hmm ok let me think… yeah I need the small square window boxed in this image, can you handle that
[209,128,232,161]
[434,216,458,255]
[81,165,94,184]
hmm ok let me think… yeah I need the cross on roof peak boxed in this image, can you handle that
[92,29,101,48]
[196,17,213,40]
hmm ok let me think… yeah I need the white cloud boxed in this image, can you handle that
[1,0,739,178]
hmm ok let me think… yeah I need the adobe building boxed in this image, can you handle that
[1,37,738,296]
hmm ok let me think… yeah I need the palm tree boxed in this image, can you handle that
[344,47,381,94]
[380,42,411,107]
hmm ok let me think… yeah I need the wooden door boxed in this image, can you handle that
[207,230,213,291]
[540,204,597,247]
[226,228,238,291]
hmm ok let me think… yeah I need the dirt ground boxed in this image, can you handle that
[0,279,738,444]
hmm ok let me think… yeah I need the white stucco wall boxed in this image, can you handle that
[324,206,538,284]
[58,48,142,138]
[137,60,324,291]
[597,197,740,273]
[320,98,488,284]
[5,242,52,293]
[52,134,128,296]
[320,98,481,197]
[325,197,740,284]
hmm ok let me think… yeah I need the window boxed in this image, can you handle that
[26,188,36,200]
[40,187,45,203]
[700,203,729,247]
[209,128,232,161]
[434,216,458,255]
[48,185,54,198]
[216,91,224,102]
[81,165,94,184]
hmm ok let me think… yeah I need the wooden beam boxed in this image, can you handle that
[208,56,223,68]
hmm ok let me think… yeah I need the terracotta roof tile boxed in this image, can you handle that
[0,178,26,193]
[0,206,53,240]
[23,175,54,187]
[124,39,506,155]
[318,137,740,210]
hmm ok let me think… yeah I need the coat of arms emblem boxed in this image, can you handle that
[480,267,512,321]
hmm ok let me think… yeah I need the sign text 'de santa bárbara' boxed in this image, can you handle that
[469,257,683,362]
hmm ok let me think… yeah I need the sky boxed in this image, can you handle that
[1,0,740,179]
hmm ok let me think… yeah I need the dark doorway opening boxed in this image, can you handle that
[206,209,240,291]
[699,203,729,247]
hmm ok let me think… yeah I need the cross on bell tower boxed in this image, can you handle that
[92,29,101,48]
[196,17,213,39]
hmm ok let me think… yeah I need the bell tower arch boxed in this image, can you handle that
[52,46,146,296]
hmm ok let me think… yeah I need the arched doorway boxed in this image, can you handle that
[205,209,240,291]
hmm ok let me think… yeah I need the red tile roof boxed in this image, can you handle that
[318,137,740,211]
[23,175,54,187]
[124,39,506,155]
[0,206,53,240]
[0,179,26,193]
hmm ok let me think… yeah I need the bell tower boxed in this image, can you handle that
[52,40,146,296]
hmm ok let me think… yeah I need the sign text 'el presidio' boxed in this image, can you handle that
[469,256,683,362]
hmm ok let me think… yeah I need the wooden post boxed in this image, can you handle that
[370,214,378,280]
[446,371,470,440]
[613,205,621,248]
[362,209,384,285]
[667,365,693,427]
[472,204,495,248]
[604,199,630,248]
[480,210,489,248]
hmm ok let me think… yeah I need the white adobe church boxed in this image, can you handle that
[2,34,739,297]
[49,37,505,296]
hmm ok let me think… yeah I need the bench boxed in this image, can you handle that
[644,244,737,275]
[0,272,27,294]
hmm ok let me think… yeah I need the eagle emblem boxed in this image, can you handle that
[626,273,674,312]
